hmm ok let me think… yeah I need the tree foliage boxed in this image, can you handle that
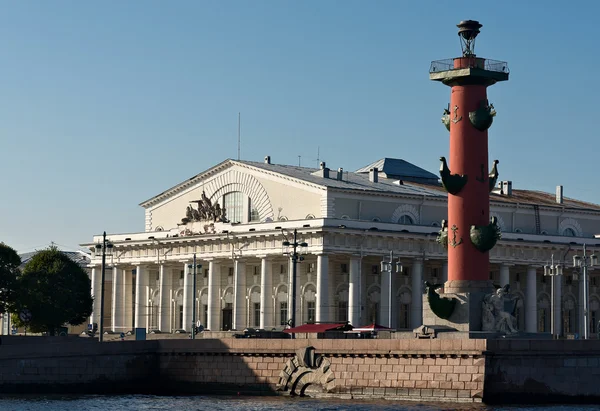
[12,246,92,334]
[0,242,20,313]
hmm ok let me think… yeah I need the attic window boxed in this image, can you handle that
[397,214,414,225]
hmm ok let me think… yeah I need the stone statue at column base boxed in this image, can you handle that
[482,285,518,335]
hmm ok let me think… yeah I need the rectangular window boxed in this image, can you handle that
[253,303,260,328]
[372,265,379,274]
[566,275,572,285]
[203,304,208,328]
[254,266,260,275]
[229,267,234,276]
[204,269,209,279]
[515,273,520,283]
[307,301,316,323]
[179,305,183,329]
[280,264,286,274]
[224,191,244,223]
[280,302,288,326]
[338,301,348,322]
[340,264,348,274]
[400,304,410,329]
[537,308,547,332]
[593,276,598,287]
[249,198,260,222]
[591,310,597,334]
[308,263,315,273]
[180,270,184,279]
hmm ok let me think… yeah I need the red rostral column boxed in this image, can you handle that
[430,21,508,293]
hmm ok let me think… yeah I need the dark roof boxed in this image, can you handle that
[489,189,600,211]
[238,160,445,198]
[355,158,439,181]
[19,250,91,269]
[283,323,352,333]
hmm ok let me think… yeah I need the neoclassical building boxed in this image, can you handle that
[82,156,600,337]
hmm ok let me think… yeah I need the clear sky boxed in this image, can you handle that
[2,1,599,253]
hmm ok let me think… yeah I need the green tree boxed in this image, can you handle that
[12,247,92,335]
[0,242,20,313]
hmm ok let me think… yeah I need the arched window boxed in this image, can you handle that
[372,217,381,222]
[305,214,315,219]
[563,228,576,237]
[223,191,244,223]
[398,214,414,225]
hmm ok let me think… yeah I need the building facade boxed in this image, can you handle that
[83,157,600,337]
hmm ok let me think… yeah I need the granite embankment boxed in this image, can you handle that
[0,336,598,404]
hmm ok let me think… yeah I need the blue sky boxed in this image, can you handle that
[2,1,599,253]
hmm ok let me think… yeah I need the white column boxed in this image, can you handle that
[316,254,329,322]
[233,260,247,330]
[182,262,192,332]
[124,268,133,332]
[380,263,391,327]
[111,267,123,332]
[260,257,272,329]
[348,257,361,326]
[158,265,171,332]
[411,259,423,328]
[555,274,562,337]
[208,261,220,331]
[500,264,510,287]
[90,267,100,326]
[578,274,585,336]
[134,265,147,330]
[526,266,537,333]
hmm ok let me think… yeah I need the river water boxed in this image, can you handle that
[0,395,598,411]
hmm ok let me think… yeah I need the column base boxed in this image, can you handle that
[422,287,492,333]
[443,279,494,294]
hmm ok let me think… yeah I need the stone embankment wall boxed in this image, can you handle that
[484,339,600,404]
[0,336,599,404]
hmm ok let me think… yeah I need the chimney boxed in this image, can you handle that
[501,180,512,196]
[556,185,563,204]
[264,155,271,164]
[369,167,379,183]
[320,161,326,169]
[337,167,343,181]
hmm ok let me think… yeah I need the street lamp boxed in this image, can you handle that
[188,254,202,339]
[381,251,403,328]
[95,231,113,343]
[544,254,563,339]
[282,229,308,334]
[573,244,597,340]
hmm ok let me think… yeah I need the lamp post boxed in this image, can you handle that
[95,231,113,343]
[573,244,597,340]
[544,254,563,339]
[283,229,308,335]
[188,254,202,340]
[380,251,403,328]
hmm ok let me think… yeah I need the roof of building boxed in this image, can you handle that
[355,158,439,180]
[19,249,91,269]
[238,160,445,198]
[140,157,600,213]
